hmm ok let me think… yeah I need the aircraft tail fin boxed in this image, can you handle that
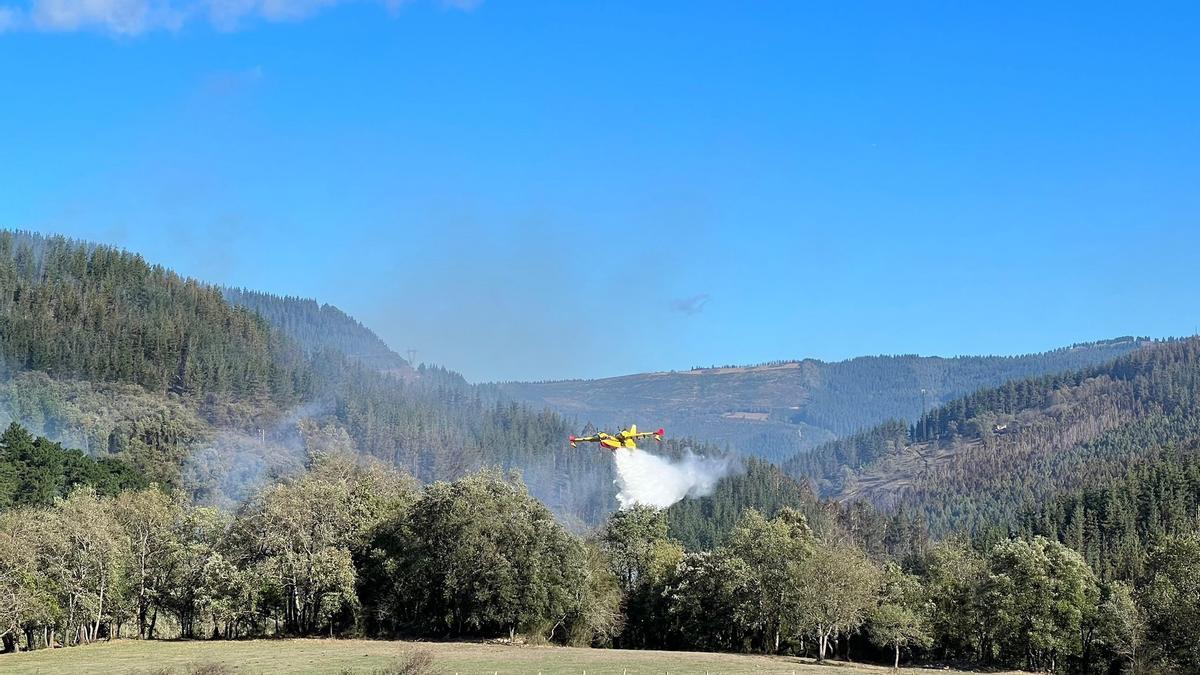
[629,424,637,435]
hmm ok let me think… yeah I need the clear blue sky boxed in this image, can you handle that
[2,2,1198,382]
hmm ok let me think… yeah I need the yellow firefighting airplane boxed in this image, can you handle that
[569,425,664,451]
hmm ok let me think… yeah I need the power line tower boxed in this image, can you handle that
[920,388,928,438]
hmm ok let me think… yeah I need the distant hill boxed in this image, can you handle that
[222,288,416,377]
[497,341,1150,462]
[783,337,1200,536]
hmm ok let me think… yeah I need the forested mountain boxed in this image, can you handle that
[0,231,619,524]
[784,337,1200,535]
[497,340,1148,462]
[222,288,416,377]
[0,231,309,407]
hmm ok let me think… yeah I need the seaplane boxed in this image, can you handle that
[569,425,664,451]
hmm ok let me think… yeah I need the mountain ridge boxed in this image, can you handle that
[497,338,1150,462]
[782,336,1200,535]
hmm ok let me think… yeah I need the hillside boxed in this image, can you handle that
[1014,447,1200,581]
[222,287,416,377]
[665,458,829,550]
[663,458,930,560]
[0,232,308,408]
[784,337,1200,535]
[497,341,1149,462]
[0,231,620,523]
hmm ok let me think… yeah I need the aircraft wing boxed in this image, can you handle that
[632,427,665,442]
[569,434,602,447]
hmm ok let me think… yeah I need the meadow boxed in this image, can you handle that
[1,639,993,675]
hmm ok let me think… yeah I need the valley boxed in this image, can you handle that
[497,339,1148,463]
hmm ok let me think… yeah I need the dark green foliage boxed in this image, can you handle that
[1138,534,1200,671]
[360,470,588,639]
[665,458,826,550]
[0,231,310,407]
[1017,449,1200,582]
[658,549,753,651]
[0,421,146,508]
[919,538,1102,671]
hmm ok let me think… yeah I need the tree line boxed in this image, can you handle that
[0,422,146,509]
[2,422,1197,673]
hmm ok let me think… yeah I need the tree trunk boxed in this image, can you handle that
[94,579,105,642]
[67,596,76,646]
[288,586,300,634]
[895,643,900,669]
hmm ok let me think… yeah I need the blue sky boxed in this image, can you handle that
[2,2,1198,382]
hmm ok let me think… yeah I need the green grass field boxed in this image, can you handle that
[1,638,995,675]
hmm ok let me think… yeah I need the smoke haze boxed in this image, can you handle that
[612,447,736,509]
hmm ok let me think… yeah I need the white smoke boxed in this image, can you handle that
[612,447,737,509]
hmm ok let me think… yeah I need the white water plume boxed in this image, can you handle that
[612,447,737,509]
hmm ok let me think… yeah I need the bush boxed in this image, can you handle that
[379,650,435,675]
[144,664,235,675]
[341,649,434,675]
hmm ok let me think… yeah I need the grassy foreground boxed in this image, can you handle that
[2,638,995,674]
